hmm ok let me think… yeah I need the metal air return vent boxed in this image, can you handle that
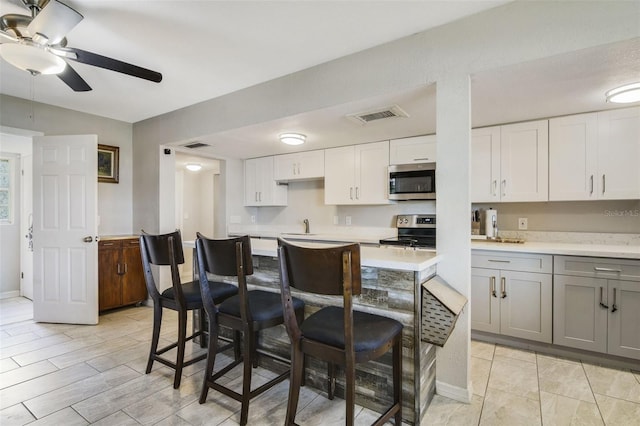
[182,141,210,149]
[346,104,409,125]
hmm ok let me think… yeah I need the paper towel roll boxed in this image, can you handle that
[484,209,497,238]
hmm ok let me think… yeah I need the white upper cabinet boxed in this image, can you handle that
[471,121,549,203]
[324,140,390,205]
[273,150,325,182]
[597,107,640,200]
[549,112,598,200]
[549,107,640,201]
[389,135,436,165]
[471,126,501,203]
[500,120,549,202]
[244,156,287,206]
[471,120,549,203]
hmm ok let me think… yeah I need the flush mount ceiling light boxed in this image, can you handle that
[0,42,66,75]
[279,133,306,146]
[185,163,202,171]
[605,82,640,104]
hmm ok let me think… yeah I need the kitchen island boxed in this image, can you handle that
[187,238,441,425]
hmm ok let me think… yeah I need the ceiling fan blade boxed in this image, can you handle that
[63,47,162,83]
[27,0,83,45]
[0,29,18,43]
[57,62,91,92]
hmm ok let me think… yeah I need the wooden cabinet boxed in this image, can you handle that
[98,237,147,312]
[273,150,324,182]
[549,107,640,201]
[324,140,390,205]
[553,255,640,360]
[471,120,548,203]
[244,156,287,206]
[389,135,436,165]
[471,251,553,343]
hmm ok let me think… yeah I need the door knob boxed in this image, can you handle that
[83,236,93,243]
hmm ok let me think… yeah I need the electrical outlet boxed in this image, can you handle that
[333,216,339,225]
[250,215,256,223]
[518,217,528,230]
[345,216,352,226]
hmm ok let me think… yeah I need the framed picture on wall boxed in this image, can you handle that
[97,144,119,183]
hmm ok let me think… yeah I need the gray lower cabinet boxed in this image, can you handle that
[554,255,640,360]
[471,251,553,343]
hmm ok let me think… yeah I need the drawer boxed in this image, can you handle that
[554,255,640,280]
[472,251,552,273]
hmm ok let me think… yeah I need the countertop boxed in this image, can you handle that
[227,225,396,245]
[184,238,441,272]
[472,240,640,260]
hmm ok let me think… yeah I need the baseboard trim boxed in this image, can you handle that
[436,379,472,403]
[0,290,21,300]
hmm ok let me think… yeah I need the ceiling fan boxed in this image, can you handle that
[0,0,162,91]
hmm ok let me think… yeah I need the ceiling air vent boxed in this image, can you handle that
[346,104,409,125]
[182,141,210,149]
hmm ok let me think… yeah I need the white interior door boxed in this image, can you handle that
[33,135,99,325]
[20,154,33,300]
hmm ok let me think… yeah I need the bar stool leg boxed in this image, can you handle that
[393,338,402,425]
[285,346,304,426]
[240,328,253,426]
[200,313,219,404]
[146,304,163,374]
[327,362,336,400]
[345,360,355,426]
[174,310,187,389]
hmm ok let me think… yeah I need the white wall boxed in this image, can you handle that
[131,1,640,399]
[0,95,134,236]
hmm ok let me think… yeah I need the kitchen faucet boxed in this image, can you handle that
[303,218,310,234]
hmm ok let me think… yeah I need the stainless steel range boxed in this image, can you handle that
[379,214,436,250]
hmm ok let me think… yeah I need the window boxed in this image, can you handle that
[0,157,12,223]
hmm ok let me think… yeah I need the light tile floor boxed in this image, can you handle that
[425,340,640,426]
[1,297,639,425]
[0,298,384,425]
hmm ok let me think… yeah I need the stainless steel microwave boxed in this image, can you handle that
[388,163,436,200]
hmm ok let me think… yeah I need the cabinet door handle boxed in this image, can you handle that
[500,277,507,298]
[599,286,609,309]
[492,180,497,196]
[594,267,622,273]
[501,180,506,197]
[414,157,430,161]
[490,276,497,297]
[602,174,606,194]
[589,175,594,195]
[488,259,511,263]
[355,187,359,200]
[611,288,618,313]
[350,187,353,200]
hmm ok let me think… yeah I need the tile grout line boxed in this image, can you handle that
[581,360,607,425]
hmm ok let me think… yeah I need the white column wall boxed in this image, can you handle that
[435,75,472,401]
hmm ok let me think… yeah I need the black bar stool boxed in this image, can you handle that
[277,238,403,426]
[195,233,305,426]
[139,230,238,389]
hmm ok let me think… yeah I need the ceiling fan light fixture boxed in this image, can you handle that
[0,42,66,75]
[185,163,202,172]
[605,82,640,104]
[279,133,306,146]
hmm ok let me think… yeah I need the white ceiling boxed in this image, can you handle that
[0,0,507,122]
[2,1,639,163]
